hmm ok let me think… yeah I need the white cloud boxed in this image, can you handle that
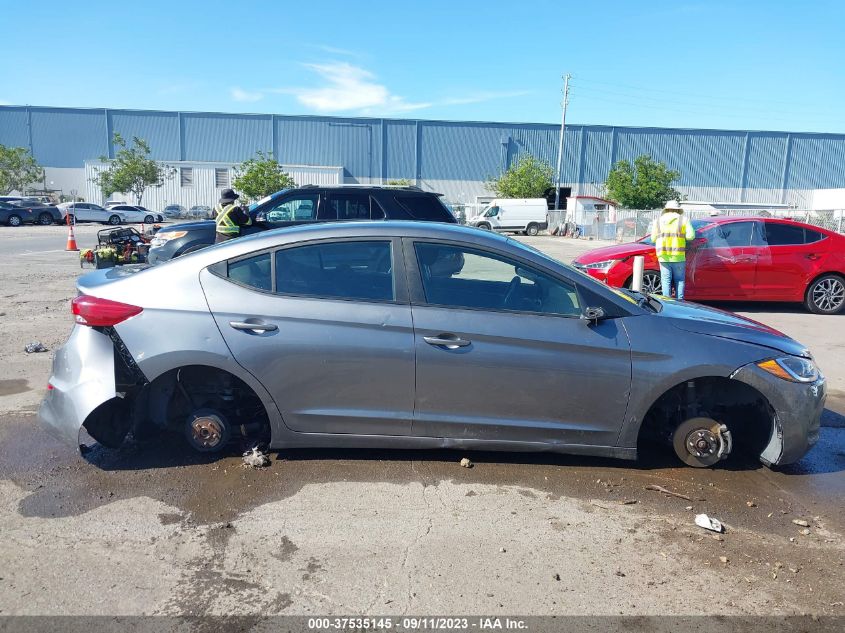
[315,45,359,57]
[234,62,531,115]
[284,62,430,114]
[230,87,264,103]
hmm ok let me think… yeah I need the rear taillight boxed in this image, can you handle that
[71,295,142,327]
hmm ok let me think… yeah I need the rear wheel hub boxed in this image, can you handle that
[185,410,231,452]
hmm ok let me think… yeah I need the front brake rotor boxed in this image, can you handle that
[672,417,732,468]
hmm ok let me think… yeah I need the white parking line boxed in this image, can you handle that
[17,249,69,256]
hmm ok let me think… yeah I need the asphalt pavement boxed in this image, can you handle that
[0,225,843,618]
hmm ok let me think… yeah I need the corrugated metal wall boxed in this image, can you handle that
[84,161,342,209]
[4,105,845,204]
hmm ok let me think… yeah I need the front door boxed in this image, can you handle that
[200,238,416,436]
[687,220,759,299]
[405,240,632,447]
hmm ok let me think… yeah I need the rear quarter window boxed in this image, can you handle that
[394,195,454,222]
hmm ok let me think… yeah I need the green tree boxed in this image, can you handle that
[604,154,683,209]
[0,145,44,194]
[232,151,297,201]
[486,154,554,199]
[91,133,174,205]
[385,178,412,186]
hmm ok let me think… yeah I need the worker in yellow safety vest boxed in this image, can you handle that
[651,200,695,300]
[214,188,251,243]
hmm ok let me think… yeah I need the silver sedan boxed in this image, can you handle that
[39,222,825,468]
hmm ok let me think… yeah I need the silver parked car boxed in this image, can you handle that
[39,222,825,468]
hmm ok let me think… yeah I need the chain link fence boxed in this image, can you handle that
[597,208,845,241]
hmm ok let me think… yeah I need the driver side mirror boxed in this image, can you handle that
[582,306,606,323]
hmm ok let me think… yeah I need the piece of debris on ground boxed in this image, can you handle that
[460,457,473,468]
[242,447,271,468]
[695,513,725,533]
[645,483,693,501]
[792,519,810,527]
[24,342,48,353]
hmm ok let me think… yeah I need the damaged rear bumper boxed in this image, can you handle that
[731,363,825,466]
[38,325,118,450]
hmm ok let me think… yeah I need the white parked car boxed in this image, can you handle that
[57,202,125,225]
[107,205,164,223]
[104,201,129,209]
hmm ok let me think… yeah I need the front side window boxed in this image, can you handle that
[275,241,394,302]
[227,252,272,292]
[706,221,755,248]
[414,243,581,316]
[265,194,319,223]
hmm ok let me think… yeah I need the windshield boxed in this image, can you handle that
[638,219,713,245]
[250,189,292,212]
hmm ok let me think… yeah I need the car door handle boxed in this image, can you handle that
[423,335,471,348]
[229,321,278,332]
[806,253,820,261]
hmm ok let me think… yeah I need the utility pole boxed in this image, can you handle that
[553,74,571,221]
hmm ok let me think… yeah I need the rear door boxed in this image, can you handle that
[687,220,758,299]
[405,239,632,447]
[754,222,830,300]
[200,237,416,436]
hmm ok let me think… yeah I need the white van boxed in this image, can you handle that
[470,198,549,235]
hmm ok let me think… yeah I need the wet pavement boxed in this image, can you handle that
[3,414,844,529]
[1,412,843,616]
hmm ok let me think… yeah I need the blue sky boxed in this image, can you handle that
[2,0,843,133]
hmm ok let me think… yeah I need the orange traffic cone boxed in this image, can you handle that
[65,216,79,251]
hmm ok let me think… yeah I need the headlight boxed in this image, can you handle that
[581,259,619,272]
[757,357,819,383]
[150,230,187,247]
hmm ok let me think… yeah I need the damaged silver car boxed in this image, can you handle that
[39,222,825,467]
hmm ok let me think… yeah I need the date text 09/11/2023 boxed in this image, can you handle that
[306,617,528,630]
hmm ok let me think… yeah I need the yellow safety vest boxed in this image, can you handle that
[215,202,248,235]
[652,212,695,263]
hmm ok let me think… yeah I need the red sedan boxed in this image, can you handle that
[572,217,845,314]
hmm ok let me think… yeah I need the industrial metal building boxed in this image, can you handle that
[2,105,845,209]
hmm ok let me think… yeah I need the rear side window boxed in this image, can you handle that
[394,195,453,221]
[327,194,384,220]
[275,241,394,302]
[763,223,808,246]
[227,253,272,292]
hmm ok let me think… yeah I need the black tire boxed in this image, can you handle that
[38,212,53,226]
[108,214,121,225]
[144,215,154,224]
[805,274,845,315]
[526,223,540,236]
[477,222,491,230]
[7,214,22,227]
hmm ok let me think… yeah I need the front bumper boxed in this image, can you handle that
[731,363,825,466]
[38,325,117,449]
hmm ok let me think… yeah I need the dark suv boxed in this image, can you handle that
[147,185,456,265]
